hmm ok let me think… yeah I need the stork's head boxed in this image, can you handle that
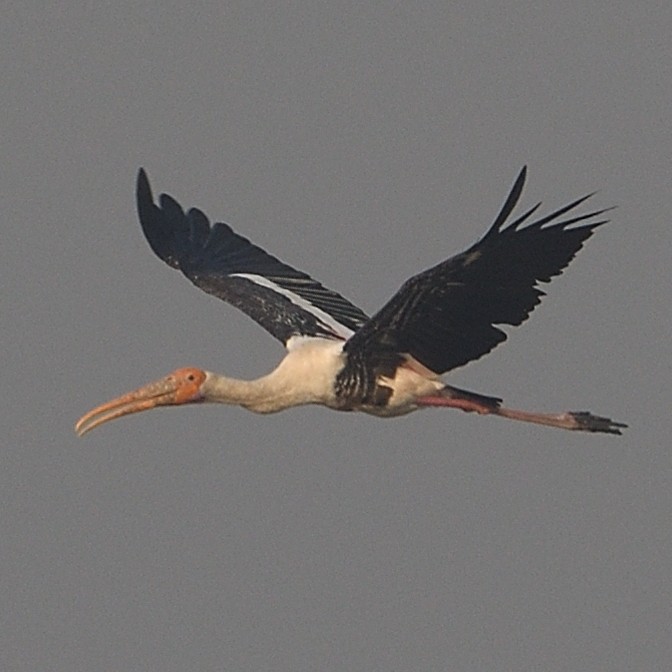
[75,367,208,437]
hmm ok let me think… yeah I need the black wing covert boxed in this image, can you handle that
[136,169,369,346]
[344,167,610,374]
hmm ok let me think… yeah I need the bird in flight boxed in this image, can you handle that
[75,168,626,436]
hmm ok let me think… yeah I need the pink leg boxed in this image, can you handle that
[416,395,626,435]
[415,395,494,414]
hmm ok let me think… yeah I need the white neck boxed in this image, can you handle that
[201,372,290,413]
[201,339,347,413]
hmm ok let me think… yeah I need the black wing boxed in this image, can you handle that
[136,169,369,346]
[344,167,610,373]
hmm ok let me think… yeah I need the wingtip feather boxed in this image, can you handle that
[487,166,528,234]
[136,167,153,207]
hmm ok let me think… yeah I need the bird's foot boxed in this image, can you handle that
[566,411,628,435]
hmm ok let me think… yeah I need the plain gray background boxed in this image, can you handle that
[3,3,671,671]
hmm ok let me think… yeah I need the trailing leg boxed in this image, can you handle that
[494,407,627,434]
[415,385,626,435]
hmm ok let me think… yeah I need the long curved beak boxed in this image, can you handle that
[75,368,205,437]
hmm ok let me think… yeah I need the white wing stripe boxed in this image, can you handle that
[230,273,355,342]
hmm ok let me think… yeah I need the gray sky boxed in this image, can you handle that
[3,2,671,670]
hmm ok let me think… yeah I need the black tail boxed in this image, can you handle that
[439,385,502,410]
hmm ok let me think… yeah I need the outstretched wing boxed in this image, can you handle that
[136,169,369,347]
[344,167,610,373]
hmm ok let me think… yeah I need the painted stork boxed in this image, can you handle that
[75,168,626,436]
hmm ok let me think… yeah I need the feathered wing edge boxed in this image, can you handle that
[345,167,612,374]
[136,169,370,346]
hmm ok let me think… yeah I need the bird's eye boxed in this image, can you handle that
[187,374,196,382]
